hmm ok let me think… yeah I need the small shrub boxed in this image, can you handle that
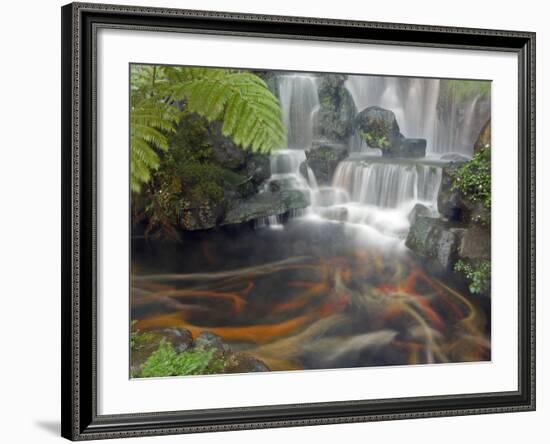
[360,130,390,149]
[451,145,491,210]
[454,259,491,295]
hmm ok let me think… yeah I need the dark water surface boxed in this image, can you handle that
[131,219,490,373]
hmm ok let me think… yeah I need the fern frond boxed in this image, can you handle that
[129,65,286,193]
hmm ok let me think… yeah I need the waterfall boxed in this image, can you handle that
[344,76,488,157]
[278,74,320,149]
[332,160,442,208]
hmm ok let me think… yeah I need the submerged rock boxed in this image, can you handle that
[299,143,349,185]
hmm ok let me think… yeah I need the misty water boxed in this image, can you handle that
[132,73,491,372]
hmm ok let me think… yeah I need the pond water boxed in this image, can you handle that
[131,217,490,372]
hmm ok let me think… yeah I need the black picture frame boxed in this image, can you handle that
[61,2,536,440]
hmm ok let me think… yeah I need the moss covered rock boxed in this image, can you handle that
[317,74,357,143]
[299,143,349,185]
[354,106,426,158]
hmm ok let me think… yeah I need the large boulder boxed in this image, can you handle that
[317,74,357,143]
[355,106,403,148]
[354,106,426,158]
[405,216,464,269]
[299,143,349,185]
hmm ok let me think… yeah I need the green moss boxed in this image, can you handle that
[315,146,339,161]
[138,340,225,378]
[130,323,156,352]
[451,145,491,211]
[454,259,491,295]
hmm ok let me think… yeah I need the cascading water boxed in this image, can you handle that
[332,161,442,208]
[345,76,489,157]
[261,72,487,242]
[278,74,320,149]
[257,74,321,228]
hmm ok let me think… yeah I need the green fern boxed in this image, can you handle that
[130,65,285,192]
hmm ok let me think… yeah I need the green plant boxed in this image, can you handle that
[454,259,491,295]
[130,329,156,352]
[360,131,390,149]
[130,65,285,192]
[442,80,491,101]
[138,340,225,377]
[451,145,491,210]
[130,321,156,351]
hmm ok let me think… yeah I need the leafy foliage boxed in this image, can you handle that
[139,114,251,237]
[130,322,155,352]
[454,259,491,295]
[451,145,491,210]
[138,340,225,377]
[442,79,491,101]
[130,65,285,192]
[360,130,390,149]
[130,67,181,192]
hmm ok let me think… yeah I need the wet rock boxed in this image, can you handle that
[440,153,470,163]
[268,176,303,192]
[224,189,311,225]
[405,216,463,269]
[194,331,228,352]
[386,138,426,159]
[300,143,349,185]
[408,203,431,225]
[245,154,271,188]
[131,328,194,374]
[437,164,468,222]
[157,327,194,353]
[224,353,270,373]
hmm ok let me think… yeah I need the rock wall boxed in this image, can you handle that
[405,119,491,294]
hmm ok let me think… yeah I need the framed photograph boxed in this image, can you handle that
[61,2,535,440]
